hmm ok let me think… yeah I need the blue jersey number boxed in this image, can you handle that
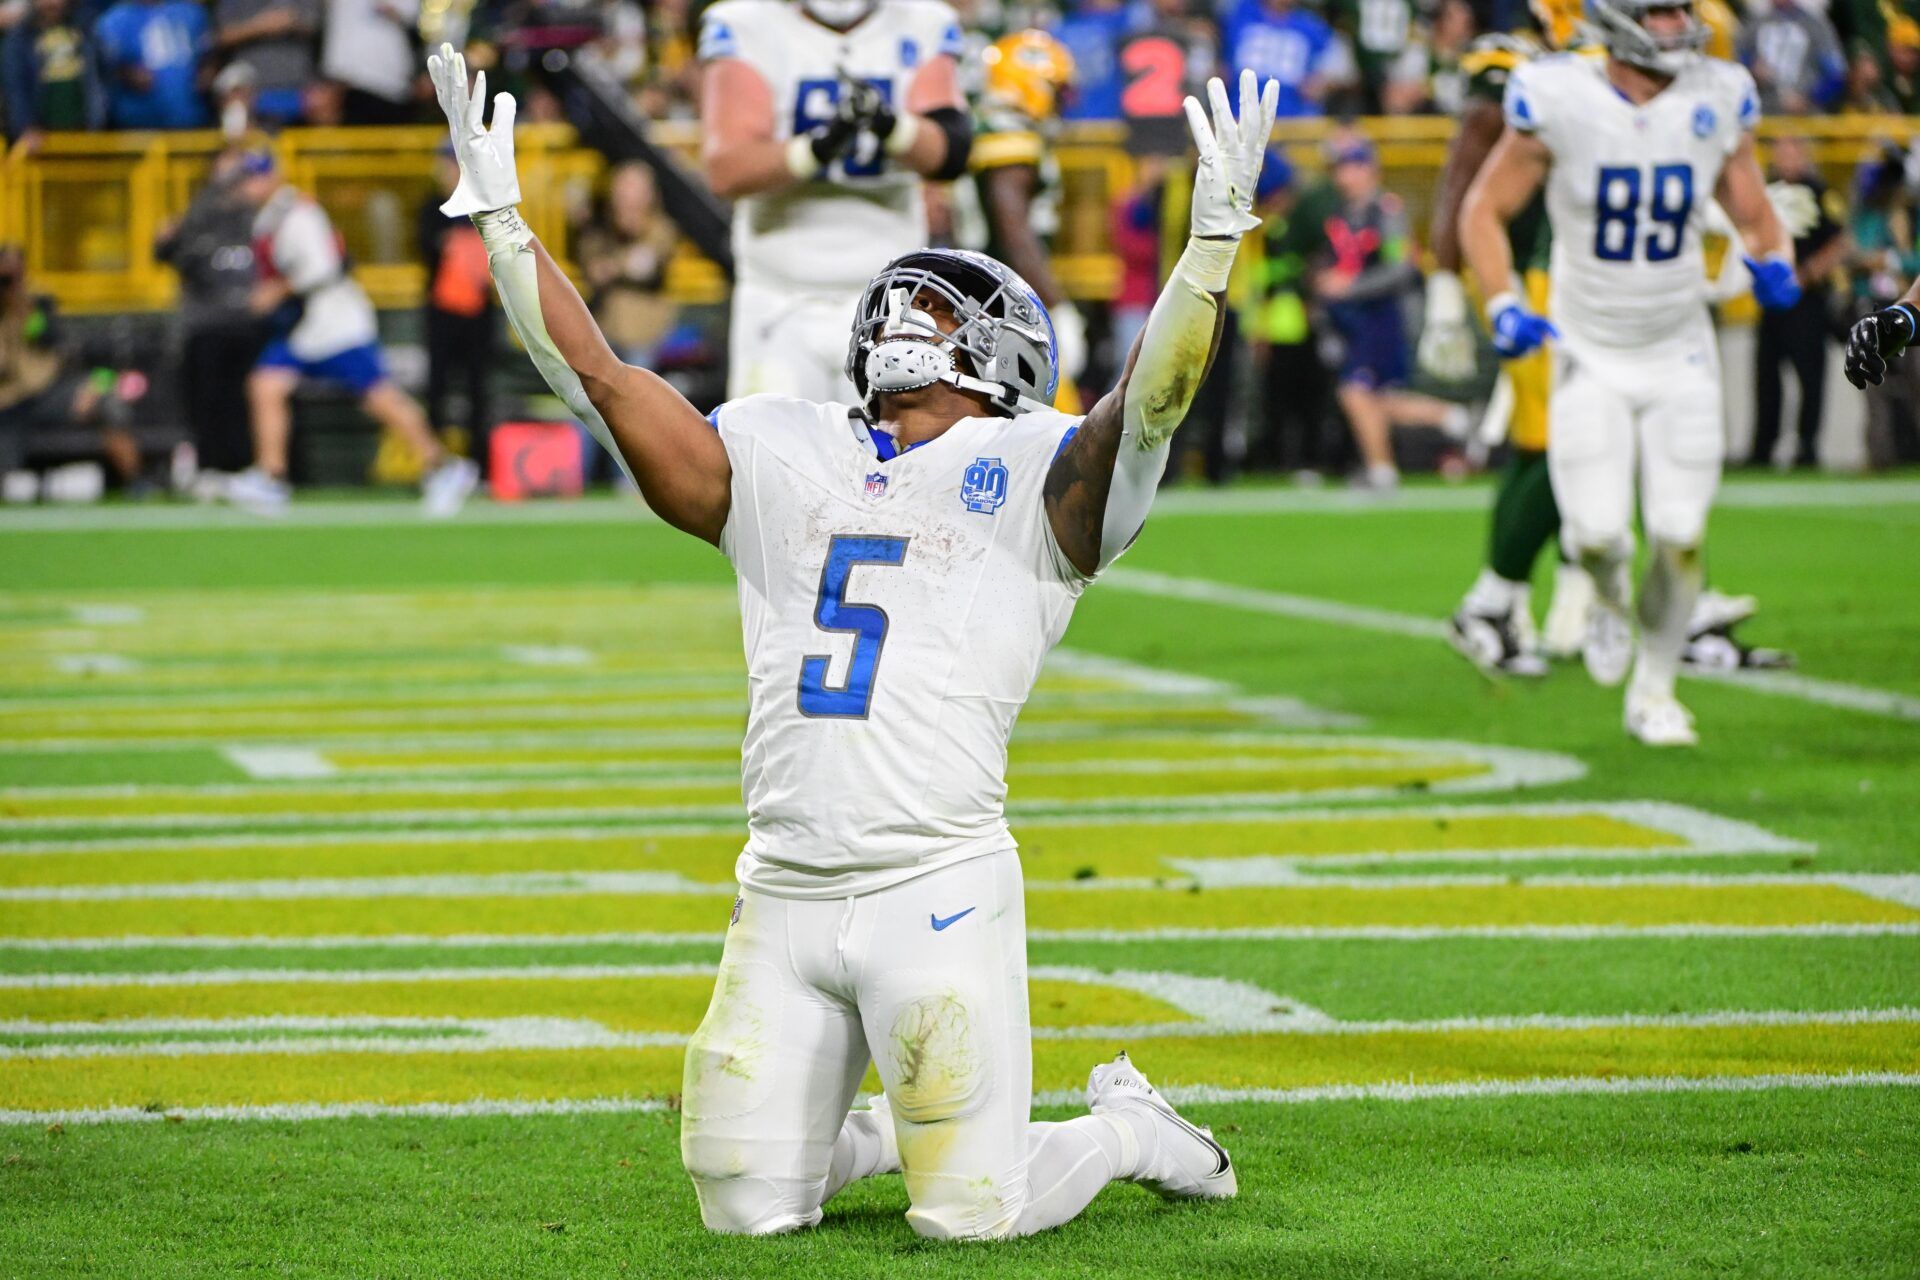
[1594,162,1694,264]
[792,77,892,178]
[798,534,909,718]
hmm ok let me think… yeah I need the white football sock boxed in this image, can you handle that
[1580,546,1633,615]
[1463,568,1518,615]
[1633,540,1703,700]
[1010,1113,1147,1235]
[822,1104,897,1204]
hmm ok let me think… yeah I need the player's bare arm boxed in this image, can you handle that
[1043,72,1277,577]
[982,163,1067,308]
[430,45,731,544]
[1461,129,1559,359]
[1716,132,1801,317]
[1430,99,1507,274]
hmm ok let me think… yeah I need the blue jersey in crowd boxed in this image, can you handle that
[1051,5,1132,120]
[1224,0,1335,118]
[93,0,209,129]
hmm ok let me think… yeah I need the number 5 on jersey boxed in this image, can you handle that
[799,534,909,718]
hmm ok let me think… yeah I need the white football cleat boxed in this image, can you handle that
[1448,608,1549,678]
[1625,687,1698,747]
[421,456,481,518]
[1086,1051,1236,1201]
[1541,560,1595,660]
[1582,601,1634,687]
[227,467,291,517]
[863,1091,901,1175]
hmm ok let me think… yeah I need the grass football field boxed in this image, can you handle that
[2,477,1917,1277]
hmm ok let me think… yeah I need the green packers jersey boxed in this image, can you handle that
[1460,33,1552,273]
[965,98,1061,263]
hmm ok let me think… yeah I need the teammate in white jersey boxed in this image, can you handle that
[700,0,972,402]
[1459,0,1798,746]
[430,44,1279,1240]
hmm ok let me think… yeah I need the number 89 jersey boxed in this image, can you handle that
[699,0,965,293]
[712,395,1088,899]
[1504,52,1759,350]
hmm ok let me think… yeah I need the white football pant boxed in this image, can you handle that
[727,278,864,404]
[680,849,1139,1240]
[1546,323,1724,557]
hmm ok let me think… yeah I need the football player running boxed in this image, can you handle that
[1459,0,1796,746]
[1425,0,1589,677]
[429,44,1279,1239]
[698,0,973,402]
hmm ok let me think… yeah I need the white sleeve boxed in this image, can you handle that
[1502,61,1547,138]
[1728,62,1761,150]
[277,204,342,294]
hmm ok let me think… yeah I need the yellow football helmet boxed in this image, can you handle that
[1528,0,1585,47]
[982,30,1075,122]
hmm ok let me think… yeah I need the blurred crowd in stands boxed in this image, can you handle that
[7,0,1920,141]
[7,0,1920,498]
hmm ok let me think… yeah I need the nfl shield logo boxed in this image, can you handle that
[865,472,888,498]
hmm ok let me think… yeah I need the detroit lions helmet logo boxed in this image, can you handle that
[960,457,1009,514]
[1692,104,1716,137]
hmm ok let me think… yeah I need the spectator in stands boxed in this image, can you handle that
[576,161,680,368]
[1737,0,1846,115]
[1313,136,1468,491]
[1424,0,1478,116]
[1881,15,1920,113]
[212,0,320,126]
[1749,134,1847,470]
[156,148,265,477]
[1224,0,1351,119]
[1245,146,1333,478]
[3,0,102,146]
[0,245,142,489]
[321,0,423,125]
[1052,0,1130,120]
[1330,0,1428,114]
[418,145,497,461]
[93,0,211,129]
[1107,156,1167,383]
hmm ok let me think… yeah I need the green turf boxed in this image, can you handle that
[2,478,1917,1275]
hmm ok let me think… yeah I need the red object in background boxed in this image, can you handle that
[489,422,584,502]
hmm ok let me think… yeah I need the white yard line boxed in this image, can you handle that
[1104,567,1920,723]
[221,748,337,781]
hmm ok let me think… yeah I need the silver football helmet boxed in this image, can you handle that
[846,249,1060,416]
[1587,0,1707,75]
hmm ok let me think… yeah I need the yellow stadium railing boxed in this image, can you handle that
[5,115,1917,314]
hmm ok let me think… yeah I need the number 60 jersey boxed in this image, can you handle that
[1503,52,1760,350]
[711,395,1089,899]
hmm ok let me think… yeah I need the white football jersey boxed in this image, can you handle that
[699,0,964,293]
[253,188,378,361]
[1504,53,1760,350]
[712,394,1088,898]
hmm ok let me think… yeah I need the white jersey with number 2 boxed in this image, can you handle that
[711,395,1088,899]
[698,0,964,293]
[1503,52,1760,350]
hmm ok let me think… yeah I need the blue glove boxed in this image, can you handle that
[1487,293,1559,359]
[1745,254,1802,310]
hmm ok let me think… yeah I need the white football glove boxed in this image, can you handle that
[428,43,522,217]
[1417,270,1478,382]
[1052,300,1089,381]
[1182,70,1279,241]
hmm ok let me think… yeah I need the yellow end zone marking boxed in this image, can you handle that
[3,1021,1914,1113]
[0,973,1191,1035]
[0,803,1794,889]
[2,880,1912,940]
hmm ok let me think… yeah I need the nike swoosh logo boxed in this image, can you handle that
[930,907,976,932]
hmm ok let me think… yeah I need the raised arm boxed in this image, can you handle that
[428,46,729,544]
[1043,72,1277,577]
